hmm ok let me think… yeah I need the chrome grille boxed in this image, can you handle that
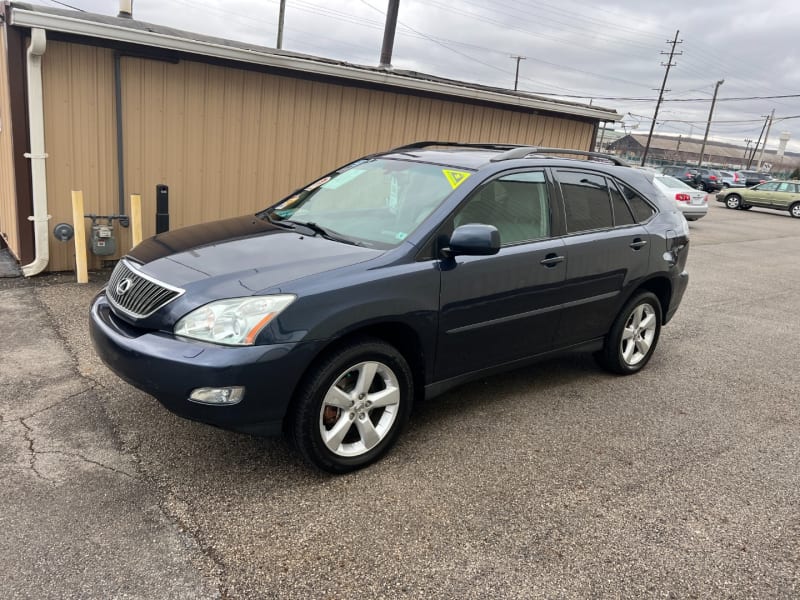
[106,259,184,319]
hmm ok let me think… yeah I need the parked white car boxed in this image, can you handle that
[653,175,708,221]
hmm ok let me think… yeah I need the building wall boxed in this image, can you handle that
[41,40,595,272]
[0,24,19,255]
[41,41,118,273]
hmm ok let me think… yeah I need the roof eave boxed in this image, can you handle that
[9,5,621,122]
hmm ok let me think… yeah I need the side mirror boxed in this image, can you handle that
[442,224,500,258]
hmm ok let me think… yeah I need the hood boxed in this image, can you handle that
[128,216,383,291]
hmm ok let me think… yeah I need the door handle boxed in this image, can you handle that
[629,238,648,250]
[540,253,565,267]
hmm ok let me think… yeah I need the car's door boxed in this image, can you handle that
[552,169,654,347]
[746,181,780,206]
[770,182,800,209]
[435,170,567,381]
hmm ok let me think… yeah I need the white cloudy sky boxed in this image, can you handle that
[39,0,800,153]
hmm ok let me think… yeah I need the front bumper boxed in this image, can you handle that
[90,294,320,436]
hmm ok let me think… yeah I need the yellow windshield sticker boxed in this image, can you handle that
[442,169,471,189]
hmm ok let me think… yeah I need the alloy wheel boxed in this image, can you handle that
[726,195,741,209]
[620,304,657,366]
[319,361,400,457]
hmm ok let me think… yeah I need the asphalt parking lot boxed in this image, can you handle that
[1,201,798,599]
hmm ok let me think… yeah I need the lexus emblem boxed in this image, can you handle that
[116,278,133,296]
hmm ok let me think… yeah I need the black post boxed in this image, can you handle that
[156,184,169,234]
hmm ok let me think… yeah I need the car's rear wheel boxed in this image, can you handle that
[791,202,800,218]
[597,292,661,375]
[695,182,706,191]
[725,194,742,209]
[288,338,413,473]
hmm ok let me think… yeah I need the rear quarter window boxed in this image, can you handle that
[619,182,657,223]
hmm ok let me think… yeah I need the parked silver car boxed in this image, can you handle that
[653,174,707,221]
[719,170,745,189]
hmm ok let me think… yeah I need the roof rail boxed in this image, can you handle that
[389,141,526,153]
[490,147,631,167]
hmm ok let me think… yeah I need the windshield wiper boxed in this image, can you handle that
[259,210,297,229]
[286,220,364,246]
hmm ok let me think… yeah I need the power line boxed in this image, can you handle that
[44,0,86,11]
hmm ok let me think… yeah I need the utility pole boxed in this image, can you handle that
[641,30,682,166]
[743,138,752,161]
[697,79,724,167]
[276,0,286,49]
[510,55,526,91]
[747,114,770,169]
[676,134,682,159]
[756,108,775,171]
[597,121,607,152]
[379,0,400,67]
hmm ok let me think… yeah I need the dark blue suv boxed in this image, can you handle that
[90,143,690,472]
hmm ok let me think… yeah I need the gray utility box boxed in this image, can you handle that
[91,222,117,256]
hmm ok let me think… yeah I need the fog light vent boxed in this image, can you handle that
[189,387,244,405]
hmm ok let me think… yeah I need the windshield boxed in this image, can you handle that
[262,158,468,248]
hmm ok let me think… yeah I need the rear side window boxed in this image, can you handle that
[557,170,614,233]
[619,183,656,223]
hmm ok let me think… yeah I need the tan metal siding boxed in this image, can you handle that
[0,25,19,256]
[40,41,595,271]
[41,41,118,272]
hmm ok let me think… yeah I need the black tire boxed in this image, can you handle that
[695,182,706,191]
[288,337,413,473]
[596,291,662,375]
[791,202,800,218]
[725,194,742,209]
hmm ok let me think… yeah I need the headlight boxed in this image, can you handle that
[174,295,295,346]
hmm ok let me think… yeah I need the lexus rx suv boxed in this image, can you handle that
[91,143,690,472]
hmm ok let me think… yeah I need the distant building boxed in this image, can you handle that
[608,133,800,172]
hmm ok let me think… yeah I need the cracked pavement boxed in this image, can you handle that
[0,278,220,598]
[1,203,799,598]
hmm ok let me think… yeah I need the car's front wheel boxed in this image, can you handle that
[725,194,742,209]
[288,338,413,473]
[597,292,662,375]
[791,202,800,218]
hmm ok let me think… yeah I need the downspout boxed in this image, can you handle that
[21,28,49,276]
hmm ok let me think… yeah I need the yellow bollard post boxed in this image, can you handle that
[130,193,143,248]
[71,190,89,284]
